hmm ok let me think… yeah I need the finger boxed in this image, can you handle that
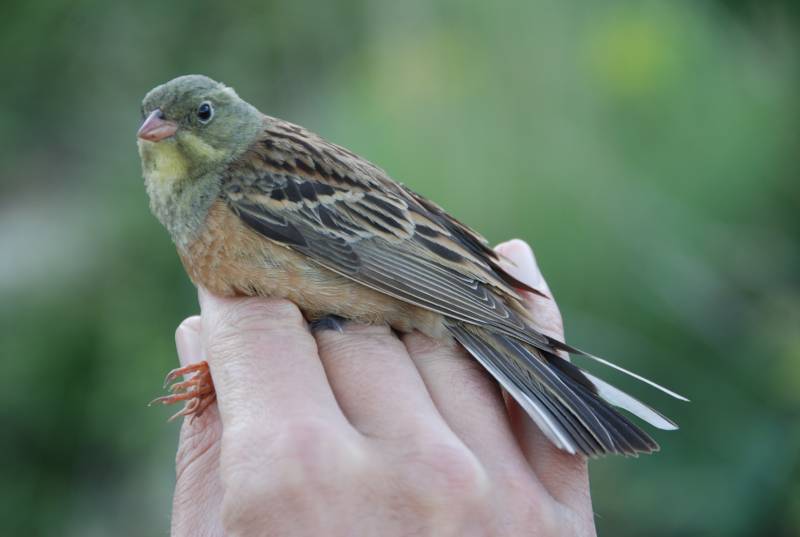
[402,331,538,482]
[176,315,203,366]
[494,240,591,510]
[172,316,225,537]
[197,288,350,432]
[174,315,216,431]
[496,239,563,344]
[313,321,449,439]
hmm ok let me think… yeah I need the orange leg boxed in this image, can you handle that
[150,361,216,422]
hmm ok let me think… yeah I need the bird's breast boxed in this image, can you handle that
[180,200,447,338]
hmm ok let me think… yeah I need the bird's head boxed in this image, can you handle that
[137,75,264,247]
[137,74,262,182]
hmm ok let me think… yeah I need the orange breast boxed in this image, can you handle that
[179,200,446,338]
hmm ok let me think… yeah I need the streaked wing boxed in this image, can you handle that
[221,118,551,349]
[219,117,684,457]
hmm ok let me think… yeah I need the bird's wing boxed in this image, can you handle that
[222,118,552,349]
[220,119,685,457]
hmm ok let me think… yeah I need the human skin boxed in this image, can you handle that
[169,239,596,536]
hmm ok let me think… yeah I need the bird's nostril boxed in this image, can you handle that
[156,109,165,119]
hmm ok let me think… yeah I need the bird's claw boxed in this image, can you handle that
[151,361,216,422]
[162,361,209,389]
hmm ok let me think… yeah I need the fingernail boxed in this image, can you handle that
[496,239,542,288]
[175,316,203,367]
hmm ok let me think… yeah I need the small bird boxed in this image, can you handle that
[138,74,685,457]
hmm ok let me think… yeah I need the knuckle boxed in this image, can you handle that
[221,420,366,521]
[341,322,393,337]
[498,472,575,537]
[267,419,360,476]
[402,331,448,357]
[318,324,402,360]
[336,324,396,349]
[404,335,476,376]
[498,469,540,502]
[216,297,305,335]
[403,441,489,508]
[501,473,551,521]
[205,299,310,361]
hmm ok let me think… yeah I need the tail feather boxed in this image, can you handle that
[451,323,578,453]
[544,352,678,431]
[581,371,678,431]
[446,321,677,457]
[550,360,659,455]
[497,335,620,451]
[545,337,689,402]
[530,382,606,456]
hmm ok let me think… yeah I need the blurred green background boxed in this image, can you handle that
[1,0,798,535]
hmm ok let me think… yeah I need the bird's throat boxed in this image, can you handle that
[139,140,220,249]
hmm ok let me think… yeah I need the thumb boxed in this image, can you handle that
[172,315,225,536]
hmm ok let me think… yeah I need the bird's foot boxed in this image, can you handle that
[149,361,216,422]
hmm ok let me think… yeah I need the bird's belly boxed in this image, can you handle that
[179,200,446,338]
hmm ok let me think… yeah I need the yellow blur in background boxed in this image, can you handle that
[0,1,798,535]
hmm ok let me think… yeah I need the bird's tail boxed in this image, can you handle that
[446,321,685,457]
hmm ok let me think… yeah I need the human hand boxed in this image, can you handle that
[169,239,596,536]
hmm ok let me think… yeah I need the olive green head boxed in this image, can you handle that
[137,75,263,247]
[137,74,263,178]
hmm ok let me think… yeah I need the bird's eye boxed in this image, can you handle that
[196,102,214,123]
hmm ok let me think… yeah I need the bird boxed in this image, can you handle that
[138,74,686,457]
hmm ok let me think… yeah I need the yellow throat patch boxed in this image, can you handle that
[139,138,190,188]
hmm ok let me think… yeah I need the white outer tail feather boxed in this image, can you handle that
[583,372,679,431]
[577,352,690,402]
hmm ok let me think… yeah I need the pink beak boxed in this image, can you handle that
[137,109,178,142]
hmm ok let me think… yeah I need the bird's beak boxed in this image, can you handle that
[137,109,178,142]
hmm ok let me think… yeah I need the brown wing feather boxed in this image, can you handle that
[214,116,681,458]
[221,117,552,350]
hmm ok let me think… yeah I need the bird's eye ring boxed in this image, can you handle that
[197,102,214,123]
